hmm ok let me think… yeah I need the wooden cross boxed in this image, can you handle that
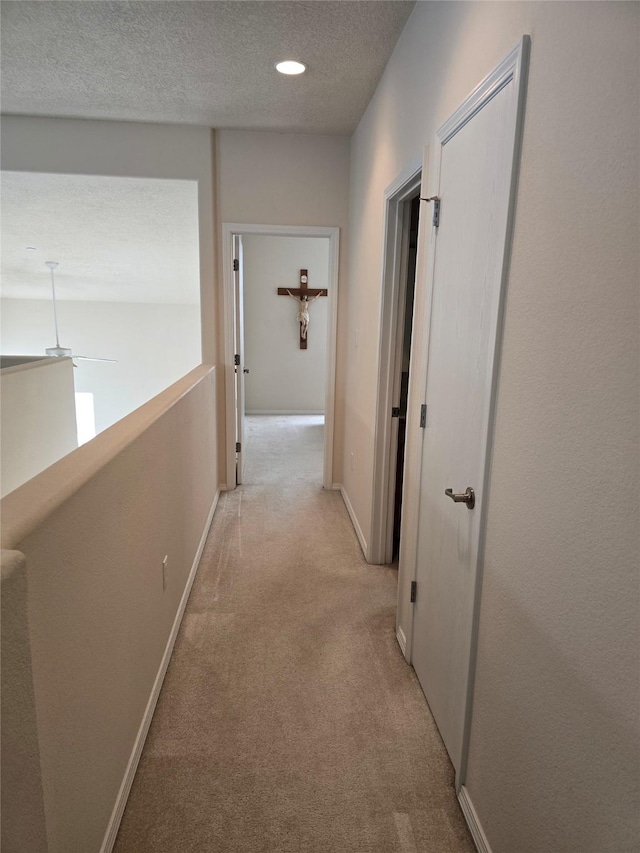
[277,269,327,350]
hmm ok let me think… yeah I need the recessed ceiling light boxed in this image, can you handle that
[275,60,306,76]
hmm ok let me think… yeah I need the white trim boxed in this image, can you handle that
[324,228,340,491]
[245,410,325,416]
[222,226,238,490]
[222,223,340,491]
[339,485,368,559]
[438,41,526,146]
[369,160,422,565]
[383,158,423,202]
[458,34,531,789]
[394,149,433,664]
[100,490,220,853]
[458,787,493,853]
[233,234,246,484]
[396,627,407,656]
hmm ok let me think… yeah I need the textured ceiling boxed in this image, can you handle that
[1,171,201,304]
[1,0,415,134]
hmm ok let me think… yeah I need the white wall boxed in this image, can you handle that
[346,3,639,852]
[216,132,350,476]
[0,357,78,496]
[242,235,328,413]
[1,299,201,433]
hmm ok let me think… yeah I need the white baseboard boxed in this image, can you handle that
[100,489,220,853]
[396,626,407,656]
[339,485,368,559]
[458,786,492,853]
[245,410,324,416]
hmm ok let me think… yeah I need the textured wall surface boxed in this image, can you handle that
[1,1,414,133]
[243,235,329,413]
[1,171,200,305]
[346,2,639,851]
[1,366,219,853]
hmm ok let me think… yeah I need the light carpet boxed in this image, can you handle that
[114,415,475,853]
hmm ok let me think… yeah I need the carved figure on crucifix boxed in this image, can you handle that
[286,289,323,340]
[277,269,327,349]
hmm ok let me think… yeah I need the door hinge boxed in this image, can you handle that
[235,441,241,453]
[391,406,400,418]
[420,404,427,428]
[233,258,239,272]
[420,195,440,228]
[410,581,417,603]
[234,353,240,366]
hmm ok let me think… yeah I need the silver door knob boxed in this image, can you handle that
[444,487,475,509]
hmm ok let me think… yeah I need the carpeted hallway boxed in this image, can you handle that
[114,415,475,852]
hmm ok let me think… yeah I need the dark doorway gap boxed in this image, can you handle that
[393,194,420,559]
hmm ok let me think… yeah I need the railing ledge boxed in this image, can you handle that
[1,364,216,550]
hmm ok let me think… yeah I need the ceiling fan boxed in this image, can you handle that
[43,261,117,365]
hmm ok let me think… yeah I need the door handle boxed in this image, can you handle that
[243,368,250,374]
[444,487,475,509]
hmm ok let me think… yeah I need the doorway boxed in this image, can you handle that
[370,166,422,565]
[222,224,340,491]
[391,195,420,559]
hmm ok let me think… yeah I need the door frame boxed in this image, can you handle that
[397,37,530,791]
[221,223,340,490]
[369,162,423,565]
[233,234,246,484]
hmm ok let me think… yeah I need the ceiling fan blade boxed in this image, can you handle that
[42,265,117,365]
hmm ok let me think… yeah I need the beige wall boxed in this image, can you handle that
[242,235,329,413]
[1,366,219,852]
[347,2,639,851]
[1,549,48,852]
[216,131,350,480]
[1,358,78,497]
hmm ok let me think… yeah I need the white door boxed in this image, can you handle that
[233,234,246,484]
[411,42,528,775]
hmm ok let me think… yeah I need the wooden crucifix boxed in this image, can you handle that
[277,269,327,350]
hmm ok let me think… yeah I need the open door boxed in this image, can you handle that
[233,234,246,484]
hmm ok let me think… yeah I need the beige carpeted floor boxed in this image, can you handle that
[114,415,475,853]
